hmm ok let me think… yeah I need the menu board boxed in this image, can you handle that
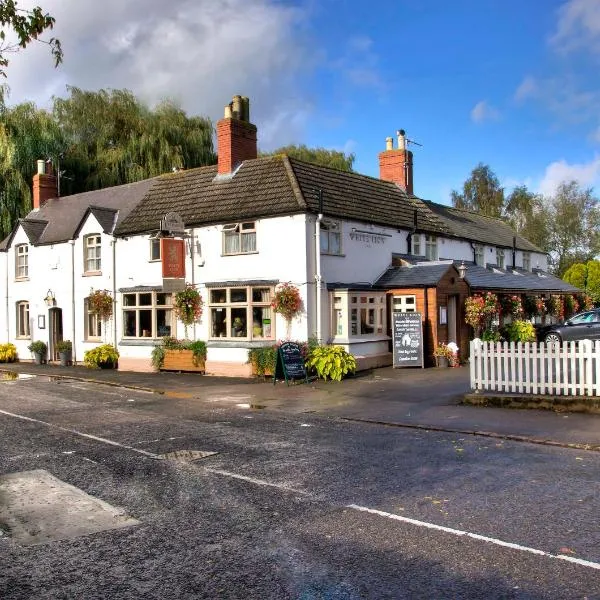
[392,312,424,368]
[274,342,308,385]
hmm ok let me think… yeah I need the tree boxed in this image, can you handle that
[0,2,62,78]
[53,87,215,195]
[450,163,505,218]
[266,144,355,172]
[546,181,600,276]
[563,260,600,303]
[504,185,551,252]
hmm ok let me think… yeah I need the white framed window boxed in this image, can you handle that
[84,297,102,341]
[332,291,386,338]
[412,234,421,256]
[393,295,417,313]
[16,301,30,338]
[209,285,274,340]
[150,238,161,261]
[474,244,484,267]
[223,222,256,255]
[15,244,28,279]
[122,292,173,338]
[84,234,102,273]
[522,252,531,271]
[320,221,341,255]
[425,235,438,260]
[496,248,505,269]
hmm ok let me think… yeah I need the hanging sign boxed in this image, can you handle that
[273,342,308,385]
[160,212,185,236]
[392,311,424,368]
[161,238,185,279]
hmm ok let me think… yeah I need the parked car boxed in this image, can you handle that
[537,308,600,343]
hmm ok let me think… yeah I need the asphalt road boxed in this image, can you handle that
[0,376,598,599]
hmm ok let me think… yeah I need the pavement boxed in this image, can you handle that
[2,361,600,452]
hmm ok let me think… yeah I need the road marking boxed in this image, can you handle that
[0,408,162,460]
[205,468,309,495]
[347,504,600,571]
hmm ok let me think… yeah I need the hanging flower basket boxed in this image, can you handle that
[88,289,113,321]
[271,283,302,321]
[174,285,203,329]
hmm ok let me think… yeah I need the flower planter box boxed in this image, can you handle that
[161,349,205,373]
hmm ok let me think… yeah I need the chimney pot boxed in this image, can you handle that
[37,159,45,175]
[385,137,393,151]
[232,95,243,120]
[224,104,232,119]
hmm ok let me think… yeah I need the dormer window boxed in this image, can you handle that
[223,222,256,255]
[320,221,341,255]
[84,234,102,274]
[15,244,28,279]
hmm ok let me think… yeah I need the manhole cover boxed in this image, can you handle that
[159,450,218,462]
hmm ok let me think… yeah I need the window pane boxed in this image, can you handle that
[252,306,272,338]
[230,288,247,303]
[329,232,341,254]
[224,232,239,254]
[252,287,271,303]
[151,239,161,260]
[138,310,152,337]
[139,293,152,306]
[231,308,247,337]
[211,289,226,303]
[156,293,171,306]
[156,309,172,337]
[241,231,256,253]
[123,294,137,307]
[123,311,136,336]
[211,307,227,337]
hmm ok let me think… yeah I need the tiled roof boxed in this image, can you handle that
[20,219,48,244]
[424,203,543,252]
[375,263,456,287]
[116,156,304,236]
[464,265,580,292]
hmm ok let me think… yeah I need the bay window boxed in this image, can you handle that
[331,291,386,338]
[122,291,173,338]
[209,285,274,340]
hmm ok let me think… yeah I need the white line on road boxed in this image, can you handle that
[0,408,162,460]
[347,504,600,571]
[205,468,309,495]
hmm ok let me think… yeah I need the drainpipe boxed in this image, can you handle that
[69,240,76,363]
[190,228,196,339]
[315,189,323,344]
[112,238,117,348]
[5,251,9,341]
[469,241,477,264]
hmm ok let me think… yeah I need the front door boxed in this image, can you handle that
[49,308,63,361]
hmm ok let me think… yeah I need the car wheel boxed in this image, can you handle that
[544,333,562,345]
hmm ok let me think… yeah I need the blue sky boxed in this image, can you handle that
[6,0,600,204]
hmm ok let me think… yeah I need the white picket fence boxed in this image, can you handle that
[470,340,600,396]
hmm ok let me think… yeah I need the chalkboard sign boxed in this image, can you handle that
[273,342,308,385]
[392,312,424,368]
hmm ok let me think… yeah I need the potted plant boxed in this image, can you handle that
[247,345,277,377]
[27,340,47,365]
[174,285,203,338]
[271,282,302,337]
[83,344,119,369]
[56,340,72,366]
[153,337,207,373]
[433,343,453,368]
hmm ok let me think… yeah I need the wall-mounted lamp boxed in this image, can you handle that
[44,289,56,307]
[458,262,467,280]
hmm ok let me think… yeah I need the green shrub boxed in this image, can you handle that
[84,344,119,369]
[0,343,17,362]
[503,320,536,343]
[151,337,207,370]
[306,345,356,381]
[481,329,502,342]
[247,346,277,376]
[27,340,47,355]
[56,340,72,353]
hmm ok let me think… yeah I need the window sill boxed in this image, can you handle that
[14,277,29,282]
[221,251,259,257]
[83,271,102,277]
[321,252,345,257]
[332,335,390,344]
[16,336,31,340]
[149,259,161,263]
[208,339,275,348]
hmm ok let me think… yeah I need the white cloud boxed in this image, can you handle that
[590,126,600,143]
[551,0,600,54]
[3,0,315,150]
[470,100,499,124]
[537,155,600,196]
[514,76,538,102]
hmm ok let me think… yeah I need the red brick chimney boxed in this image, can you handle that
[378,130,413,194]
[217,95,257,175]
[32,159,58,209]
